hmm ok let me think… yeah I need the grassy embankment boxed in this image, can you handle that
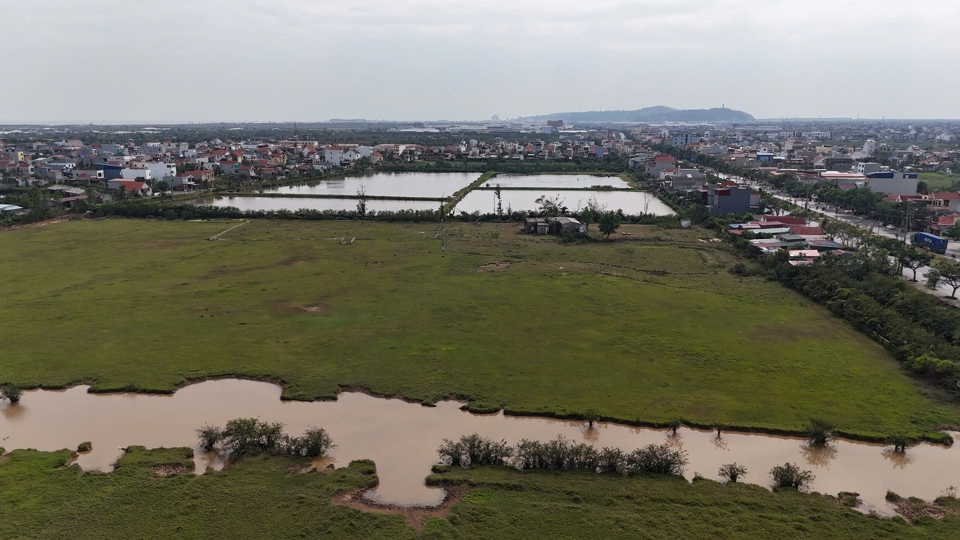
[443,172,495,213]
[1,447,958,539]
[0,218,957,439]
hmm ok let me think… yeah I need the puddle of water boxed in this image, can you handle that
[264,172,480,199]
[483,174,630,189]
[454,190,676,216]
[1,379,956,513]
[193,196,442,213]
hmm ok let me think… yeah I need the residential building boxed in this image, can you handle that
[704,185,751,215]
[865,171,919,195]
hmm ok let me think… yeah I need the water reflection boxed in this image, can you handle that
[266,172,480,199]
[711,435,730,452]
[454,190,675,216]
[665,432,684,449]
[483,174,630,189]
[801,443,839,468]
[1,379,958,515]
[882,449,915,469]
[193,197,441,213]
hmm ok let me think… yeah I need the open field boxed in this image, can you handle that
[0,218,958,436]
[920,172,960,193]
[2,447,958,539]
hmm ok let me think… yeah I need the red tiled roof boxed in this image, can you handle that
[790,226,825,236]
[933,192,960,200]
[118,181,146,191]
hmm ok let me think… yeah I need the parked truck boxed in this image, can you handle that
[912,232,949,254]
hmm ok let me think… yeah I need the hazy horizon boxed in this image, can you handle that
[2,0,958,124]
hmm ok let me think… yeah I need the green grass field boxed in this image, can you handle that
[2,447,958,539]
[920,172,960,193]
[0,218,957,436]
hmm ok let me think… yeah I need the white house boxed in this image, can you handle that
[324,147,343,166]
[145,162,177,181]
[120,168,152,180]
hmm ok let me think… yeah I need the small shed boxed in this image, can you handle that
[525,218,549,235]
[548,217,585,235]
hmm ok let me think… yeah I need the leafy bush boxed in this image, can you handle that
[624,443,688,476]
[77,442,92,453]
[438,434,513,468]
[0,384,21,403]
[718,463,748,483]
[597,447,625,474]
[197,425,223,452]
[770,462,815,490]
[886,433,913,453]
[285,427,335,458]
[805,419,834,446]
[197,419,334,460]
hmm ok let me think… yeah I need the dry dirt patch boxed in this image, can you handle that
[152,463,194,477]
[478,261,511,273]
[332,486,466,532]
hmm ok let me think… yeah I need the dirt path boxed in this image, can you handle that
[208,220,248,241]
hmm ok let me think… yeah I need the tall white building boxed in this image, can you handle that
[862,139,877,156]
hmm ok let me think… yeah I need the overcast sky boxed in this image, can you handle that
[2,0,958,123]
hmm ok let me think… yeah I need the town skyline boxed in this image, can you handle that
[2,0,959,123]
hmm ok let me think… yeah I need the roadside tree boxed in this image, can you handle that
[899,246,932,282]
[932,259,960,298]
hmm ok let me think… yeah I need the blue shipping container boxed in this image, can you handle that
[912,232,948,254]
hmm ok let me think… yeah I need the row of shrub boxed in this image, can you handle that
[197,418,334,459]
[93,201,681,229]
[437,434,688,476]
[438,435,819,490]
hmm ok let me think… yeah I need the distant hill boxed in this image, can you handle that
[521,106,755,124]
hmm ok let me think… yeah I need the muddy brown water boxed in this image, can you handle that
[1,379,957,514]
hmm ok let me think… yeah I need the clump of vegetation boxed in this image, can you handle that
[583,408,600,428]
[515,436,598,472]
[718,463,747,483]
[286,427,336,459]
[667,418,682,435]
[197,425,224,452]
[196,419,334,460]
[77,442,92,453]
[770,462,815,490]
[624,443,688,476]
[837,492,861,508]
[805,419,834,446]
[886,432,914,453]
[438,435,686,477]
[886,490,902,502]
[438,433,513,468]
[598,212,622,239]
[0,384,22,403]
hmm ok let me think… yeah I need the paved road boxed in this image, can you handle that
[721,173,960,305]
